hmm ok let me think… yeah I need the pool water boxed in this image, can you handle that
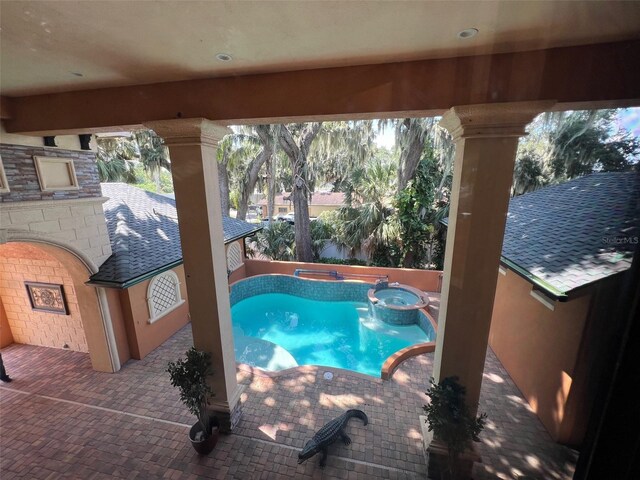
[231,292,431,377]
[374,288,420,306]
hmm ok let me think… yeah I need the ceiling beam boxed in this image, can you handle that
[0,97,13,120]
[3,40,640,135]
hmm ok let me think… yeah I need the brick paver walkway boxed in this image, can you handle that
[0,325,577,479]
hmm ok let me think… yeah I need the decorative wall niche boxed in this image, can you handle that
[33,156,80,191]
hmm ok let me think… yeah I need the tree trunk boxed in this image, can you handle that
[398,119,427,191]
[218,155,230,217]
[278,123,322,263]
[402,250,415,269]
[154,169,161,193]
[236,126,273,220]
[267,156,276,222]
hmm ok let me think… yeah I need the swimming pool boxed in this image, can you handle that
[230,275,436,377]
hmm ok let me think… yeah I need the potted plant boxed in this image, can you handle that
[423,376,487,480]
[167,347,220,454]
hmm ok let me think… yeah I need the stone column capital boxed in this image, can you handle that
[145,118,231,146]
[439,101,556,140]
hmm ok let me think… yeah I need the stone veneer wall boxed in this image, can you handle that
[0,246,88,352]
[0,144,111,267]
[0,143,101,202]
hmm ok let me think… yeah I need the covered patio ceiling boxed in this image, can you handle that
[1,1,639,134]
[2,1,640,97]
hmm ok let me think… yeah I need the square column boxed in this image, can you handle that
[146,118,242,432]
[434,102,553,413]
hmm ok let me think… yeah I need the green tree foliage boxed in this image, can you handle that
[133,130,170,172]
[549,110,639,178]
[309,218,335,262]
[133,164,174,194]
[395,151,437,268]
[254,221,296,261]
[323,123,452,270]
[96,130,173,193]
[512,149,550,197]
[236,109,637,269]
[166,348,215,437]
[513,109,639,195]
[96,136,137,183]
[335,157,398,261]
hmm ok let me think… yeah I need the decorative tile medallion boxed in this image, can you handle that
[25,281,69,315]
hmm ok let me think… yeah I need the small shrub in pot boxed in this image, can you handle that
[423,376,487,480]
[167,347,218,453]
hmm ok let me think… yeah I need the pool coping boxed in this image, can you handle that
[229,273,439,381]
[235,361,385,383]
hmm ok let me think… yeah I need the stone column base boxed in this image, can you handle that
[210,384,246,433]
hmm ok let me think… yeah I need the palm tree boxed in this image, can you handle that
[95,136,137,183]
[335,157,398,261]
[255,221,295,261]
[309,218,335,261]
[133,130,171,193]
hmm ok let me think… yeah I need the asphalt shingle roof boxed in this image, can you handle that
[442,172,639,296]
[504,172,639,295]
[89,183,262,287]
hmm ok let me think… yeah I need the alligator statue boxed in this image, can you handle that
[298,409,369,467]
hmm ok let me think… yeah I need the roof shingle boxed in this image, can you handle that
[502,172,638,295]
[89,183,262,287]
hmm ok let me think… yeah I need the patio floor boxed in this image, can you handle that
[0,324,577,479]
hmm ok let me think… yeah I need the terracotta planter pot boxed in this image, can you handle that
[189,418,220,455]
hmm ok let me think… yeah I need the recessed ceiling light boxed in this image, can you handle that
[216,53,233,62]
[457,28,479,39]
[71,72,84,77]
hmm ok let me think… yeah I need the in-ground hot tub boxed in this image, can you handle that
[367,282,429,325]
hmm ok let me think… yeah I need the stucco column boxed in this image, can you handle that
[434,102,553,414]
[145,118,242,432]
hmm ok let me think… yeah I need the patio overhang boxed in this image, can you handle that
[2,40,640,136]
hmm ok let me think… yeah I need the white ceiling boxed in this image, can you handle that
[1,0,639,97]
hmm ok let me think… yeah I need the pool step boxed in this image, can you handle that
[358,310,431,343]
[233,334,298,371]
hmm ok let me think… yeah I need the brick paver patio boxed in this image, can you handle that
[0,324,577,479]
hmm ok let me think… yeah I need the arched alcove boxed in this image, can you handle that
[0,241,117,372]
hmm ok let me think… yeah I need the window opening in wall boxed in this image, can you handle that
[227,242,243,273]
[147,270,184,323]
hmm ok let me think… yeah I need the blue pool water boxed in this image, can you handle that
[231,292,432,377]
